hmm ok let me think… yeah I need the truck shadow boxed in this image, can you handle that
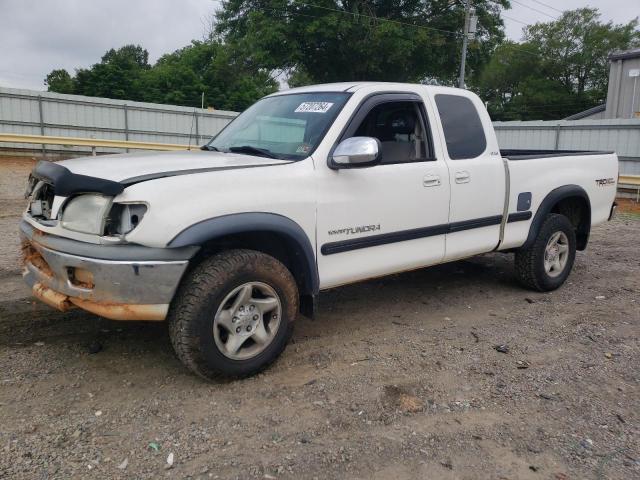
[316,252,519,314]
[0,252,523,377]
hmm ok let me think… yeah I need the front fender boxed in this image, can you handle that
[168,212,319,295]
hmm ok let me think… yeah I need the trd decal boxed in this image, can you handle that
[328,224,381,236]
[595,178,615,186]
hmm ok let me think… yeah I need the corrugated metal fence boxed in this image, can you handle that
[494,119,640,175]
[0,87,237,155]
[1,87,639,176]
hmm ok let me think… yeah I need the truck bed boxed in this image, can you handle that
[501,149,614,160]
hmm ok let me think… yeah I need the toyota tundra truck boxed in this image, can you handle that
[20,82,619,379]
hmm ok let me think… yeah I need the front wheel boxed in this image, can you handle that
[168,249,298,380]
[514,213,577,291]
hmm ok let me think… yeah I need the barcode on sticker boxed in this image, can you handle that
[295,102,334,113]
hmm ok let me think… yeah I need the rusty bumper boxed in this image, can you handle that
[30,281,169,321]
[21,221,193,321]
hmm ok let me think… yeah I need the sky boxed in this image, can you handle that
[0,0,636,91]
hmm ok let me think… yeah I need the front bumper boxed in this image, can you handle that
[20,220,197,321]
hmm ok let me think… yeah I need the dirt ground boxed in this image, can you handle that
[1,156,639,479]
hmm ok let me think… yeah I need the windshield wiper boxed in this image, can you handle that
[201,145,220,151]
[228,145,278,159]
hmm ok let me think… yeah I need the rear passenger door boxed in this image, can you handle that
[432,93,506,260]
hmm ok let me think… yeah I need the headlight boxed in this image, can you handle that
[61,194,112,234]
[104,203,148,236]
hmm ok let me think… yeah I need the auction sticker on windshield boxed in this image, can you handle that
[295,102,334,113]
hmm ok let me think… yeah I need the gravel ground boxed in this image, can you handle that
[0,156,639,479]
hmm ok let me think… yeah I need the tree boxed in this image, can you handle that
[477,41,585,120]
[45,69,75,94]
[141,41,277,110]
[525,8,639,97]
[72,45,151,100]
[45,42,277,111]
[214,0,509,86]
[478,8,640,120]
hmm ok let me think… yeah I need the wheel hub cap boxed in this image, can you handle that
[233,305,260,335]
[543,231,569,278]
[212,282,282,360]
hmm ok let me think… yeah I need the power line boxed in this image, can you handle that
[510,0,558,20]
[232,0,547,62]
[295,1,464,37]
[529,0,564,15]
[261,6,458,42]
[502,13,529,26]
[266,3,547,62]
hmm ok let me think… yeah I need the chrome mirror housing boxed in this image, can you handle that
[330,137,381,168]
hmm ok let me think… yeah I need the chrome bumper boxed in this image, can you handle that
[20,220,196,321]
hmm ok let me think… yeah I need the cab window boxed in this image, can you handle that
[351,101,430,164]
[434,94,487,160]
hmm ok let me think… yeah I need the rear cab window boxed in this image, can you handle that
[434,94,487,160]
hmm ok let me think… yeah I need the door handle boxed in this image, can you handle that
[455,171,471,184]
[423,174,441,187]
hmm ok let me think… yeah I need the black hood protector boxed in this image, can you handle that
[33,161,124,196]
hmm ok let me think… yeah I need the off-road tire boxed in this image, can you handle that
[168,249,298,380]
[514,213,576,292]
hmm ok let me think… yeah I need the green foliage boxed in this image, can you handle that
[73,45,150,100]
[44,69,75,94]
[215,0,508,85]
[43,5,640,119]
[478,8,640,120]
[143,41,278,111]
[525,8,639,95]
[45,43,277,111]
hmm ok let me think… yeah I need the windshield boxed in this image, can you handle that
[205,92,350,160]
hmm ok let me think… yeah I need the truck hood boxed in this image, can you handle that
[58,150,293,184]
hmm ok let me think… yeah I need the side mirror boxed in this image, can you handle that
[330,137,381,169]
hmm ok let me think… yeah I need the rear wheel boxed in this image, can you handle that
[168,249,298,380]
[514,213,576,291]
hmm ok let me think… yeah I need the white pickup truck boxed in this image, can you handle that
[21,82,618,379]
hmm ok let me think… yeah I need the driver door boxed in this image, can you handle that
[315,93,451,289]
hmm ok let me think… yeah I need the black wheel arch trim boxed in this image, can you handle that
[522,184,591,251]
[168,212,319,296]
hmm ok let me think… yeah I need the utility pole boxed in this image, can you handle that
[458,0,477,89]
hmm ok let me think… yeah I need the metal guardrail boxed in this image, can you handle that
[2,132,640,187]
[0,133,192,153]
[619,175,640,202]
[619,175,640,186]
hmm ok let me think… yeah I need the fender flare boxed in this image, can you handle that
[522,184,591,250]
[168,212,319,295]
